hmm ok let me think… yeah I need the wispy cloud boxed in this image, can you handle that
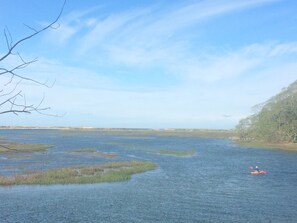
[173,41,297,82]
[48,0,280,64]
[44,7,101,44]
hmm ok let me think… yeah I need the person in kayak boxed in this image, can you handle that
[254,165,260,172]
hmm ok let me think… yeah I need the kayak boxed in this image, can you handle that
[251,170,267,175]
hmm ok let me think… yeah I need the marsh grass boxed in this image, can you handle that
[83,129,236,138]
[71,148,117,158]
[6,154,32,159]
[159,150,196,157]
[3,165,27,170]
[0,142,53,153]
[91,152,117,158]
[0,161,156,186]
[235,140,297,151]
[71,148,98,153]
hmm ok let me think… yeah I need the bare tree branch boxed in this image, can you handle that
[23,23,38,33]
[0,0,66,117]
[0,80,21,97]
[0,0,66,62]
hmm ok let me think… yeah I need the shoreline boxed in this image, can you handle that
[0,127,236,139]
[234,140,297,151]
[0,126,231,131]
[1,127,295,151]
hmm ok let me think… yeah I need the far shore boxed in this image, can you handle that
[1,126,296,151]
[234,140,297,151]
[0,126,237,139]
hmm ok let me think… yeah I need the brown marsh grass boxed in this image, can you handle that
[71,148,117,158]
[159,150,196,157]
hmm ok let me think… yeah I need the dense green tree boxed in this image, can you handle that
[236,80,297,143]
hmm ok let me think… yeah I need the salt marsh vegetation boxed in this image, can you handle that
[0,161,156,186]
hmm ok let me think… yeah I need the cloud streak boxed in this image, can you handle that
[60,0,282,82]
[48,0,280,65]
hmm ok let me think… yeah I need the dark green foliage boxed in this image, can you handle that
[236,80,297,143]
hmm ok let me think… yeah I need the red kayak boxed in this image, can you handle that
[251,170,267,175]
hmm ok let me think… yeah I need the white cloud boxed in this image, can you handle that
[44,7,101,44]
[170,42,297,82]
[242,42,297,57]
[79,8,153,54]
[55,0,279,63]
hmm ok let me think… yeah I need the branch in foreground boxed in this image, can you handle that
[0,0,66,62]
[0,0,66,116]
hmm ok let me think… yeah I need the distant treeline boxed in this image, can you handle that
[236,80,297,143]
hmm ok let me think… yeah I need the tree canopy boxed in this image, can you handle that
[236,80,297,143]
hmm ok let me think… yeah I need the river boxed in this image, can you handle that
[0,129,296,222]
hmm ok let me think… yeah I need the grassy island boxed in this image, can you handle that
[71,148,117,158]
[71,148,98,153]
[159,150,196,157]
[0,161,156,186]
[0,142,53,154]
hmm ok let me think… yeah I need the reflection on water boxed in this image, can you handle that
[0,129,297,223]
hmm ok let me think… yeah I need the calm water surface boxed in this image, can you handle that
[0,129,296,222]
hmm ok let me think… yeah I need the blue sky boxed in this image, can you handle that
[1,0,297,129]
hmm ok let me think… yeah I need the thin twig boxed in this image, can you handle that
[0,0,66,62]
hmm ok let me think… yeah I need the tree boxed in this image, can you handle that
[0,0,66,116]
[236,80,297,143]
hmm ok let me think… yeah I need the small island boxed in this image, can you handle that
[71,148,117,158]
[0,141,53,154]
[159,150,196,157]
[0,161,156,186]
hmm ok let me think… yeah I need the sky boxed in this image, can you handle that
[0,0,297,129]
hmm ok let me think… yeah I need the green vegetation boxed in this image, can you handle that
[60,128,236,139]
[6,154,32,159]
[153,129,235,138]
[91,152,117,158]
[0,161,156,186]
[159,150,196,157]
[71,148,97,153]
[3,165,28,170]
[236,80,297,148]
[235,140,297,151]
[71,148,117,158]
[0,142,53,153]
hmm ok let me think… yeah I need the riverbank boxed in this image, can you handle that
[235,140,297,151]
[61,128,236,139]
[0,126,236,138]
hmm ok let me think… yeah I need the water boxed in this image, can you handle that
[0,129,297,222]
